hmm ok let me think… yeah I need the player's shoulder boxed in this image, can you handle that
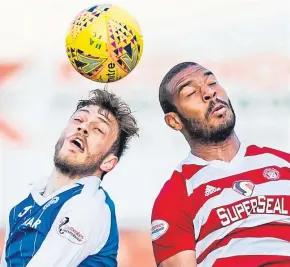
[62,184,112,221]
[153,153,206,207]
[99,187,116,215]
[246,144,290,163]
[151,162,197,235]
[151,170,186,229]
[153,171,185,208]
[75,176,113,207]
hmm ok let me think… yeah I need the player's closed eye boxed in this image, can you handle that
[208,82,217,86]
[94,127,104,134]
[187,91,196,97]
[74,118,83,123]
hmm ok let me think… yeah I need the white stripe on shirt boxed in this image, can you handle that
[186,153,289,196]
[198,237,290,267]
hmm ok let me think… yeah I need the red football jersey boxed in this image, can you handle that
[151,144,290,267]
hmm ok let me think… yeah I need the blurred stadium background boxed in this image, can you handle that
[0,0,289,265]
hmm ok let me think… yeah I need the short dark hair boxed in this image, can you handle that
[75,89,139,160]
[159,62,198,114]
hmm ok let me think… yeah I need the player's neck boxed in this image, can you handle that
[190,132,240,162]
[42,169,79,197]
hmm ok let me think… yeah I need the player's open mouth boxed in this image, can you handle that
[70,138,85,152]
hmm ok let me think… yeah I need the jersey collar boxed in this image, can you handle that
[31,176,101,206]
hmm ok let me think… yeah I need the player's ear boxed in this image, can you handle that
[164,112,183,131]
[100,153,118,173]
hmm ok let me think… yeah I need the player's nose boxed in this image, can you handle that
[77,123,89,136]
[202,86,217,102]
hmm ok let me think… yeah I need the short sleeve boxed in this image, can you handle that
[151,171,195,265]
[26,191,111,267]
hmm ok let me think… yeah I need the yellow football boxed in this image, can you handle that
[66,4,143,83]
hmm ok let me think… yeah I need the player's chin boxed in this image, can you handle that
[209,115,228,125]
[65,158,87,168]
[61,151,87,165]
[209,116,231,130]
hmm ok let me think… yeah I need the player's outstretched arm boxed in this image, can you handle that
[26,193,112,267]
[159,251,197,267]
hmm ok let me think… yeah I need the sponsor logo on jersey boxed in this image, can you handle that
[217,196,288,226]
[22,216,42,229]
[18,205,33,217]
[57,217,86,245]
[205,185,221,196]
[263,168,280,180]
[151,220,169,241]
[43,196,59,210]
[232,180,255,197]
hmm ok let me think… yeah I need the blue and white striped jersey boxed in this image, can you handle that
[1,176,118,267]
